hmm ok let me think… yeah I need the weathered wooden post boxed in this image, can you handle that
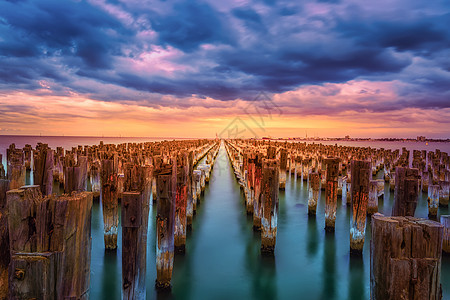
[439,181,449,207]
[368,180,378,215]
[7,186,93,299]
[308,172,320,216]
[370,213,443,300]
[0,179,9,299]
[350,160,370,254]
[89,160,101,200]
[175,151,188,253]
[246,154,255,215]
[122,164,152,299]
[428,185,440,219]
[57,191,93,299]
[155,161,176,289]
[442,215,450,254]
[33,146,54,195]
[7,157,25,190]
[279,148,287,190]
[252,153,263,231]
[324,158,340,231]
[187,151,194,229]
[260,158,279,255]
[391,167,419,217]
[121,192,144,299]
[193,170,201,209]
[101,159,119,250]
[65,156,88,193]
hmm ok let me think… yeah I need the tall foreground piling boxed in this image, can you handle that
[175,152,189,253]
[350,160,370,254]
[155,161,176,289]
[0,179,9,299]
[324,158,340,231]
[101,158,119,250]
[252,153,263,231]
[261,158,279,255]
[7,186,92,299]
[371,214,443,300]
[391,167,420,217]
[122,164,152,300]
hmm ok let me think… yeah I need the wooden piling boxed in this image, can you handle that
[439,181,449,207]
[175,152,188,253]
[350,160,370,254]
[122,164,152,299]
[33,146,54,195]
[155,161,176,289]
[261,159,279,255]
[7,186,93,299]
[324,158,340,232]
[391,167,419,217]
[187,151,194,229]
[442,215,449,254]
[368,180,379,215]
[101,159,119,250]
[370,213,443,300]
[308,172,320,216]
[252,153,263,231]
[279,148,287,190]
[0,179,10,299]
[428,185,439,219]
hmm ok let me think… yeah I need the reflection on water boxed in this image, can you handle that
[348,256,365,300]
[102,250,119,300]
[307,216,319,258]
[322,232,336,300]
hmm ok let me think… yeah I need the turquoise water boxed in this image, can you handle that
[1,136,449,299]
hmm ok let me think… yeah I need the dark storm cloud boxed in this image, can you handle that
[0,0,449,112]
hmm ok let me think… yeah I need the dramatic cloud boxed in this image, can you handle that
[0,0,449,137]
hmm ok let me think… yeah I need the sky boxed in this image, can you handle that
[0,0,449,138]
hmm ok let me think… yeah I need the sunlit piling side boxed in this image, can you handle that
[308,172,320,216]
[155,161,176,289]
[349,160,370,254]
[175,152,189,253]
[252,153,263,231]
[279,148,287,190]
[101,158,119,250]
[261,158,279,255]
[428,185,439,219]
[324,158,340,231]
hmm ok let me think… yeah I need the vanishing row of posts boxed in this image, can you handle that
[224,139,449,299]
[0,139,219,299]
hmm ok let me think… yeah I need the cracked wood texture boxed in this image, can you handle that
[370,214,443,300]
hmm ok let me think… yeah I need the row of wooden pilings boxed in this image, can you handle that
[224,139,449,300]
[0,139,220,299]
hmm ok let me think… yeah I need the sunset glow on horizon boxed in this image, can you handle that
[1,0,449,138]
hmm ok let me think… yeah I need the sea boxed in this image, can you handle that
[0,135,449,300]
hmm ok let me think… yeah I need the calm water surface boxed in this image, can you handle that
[0,136,449,299]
